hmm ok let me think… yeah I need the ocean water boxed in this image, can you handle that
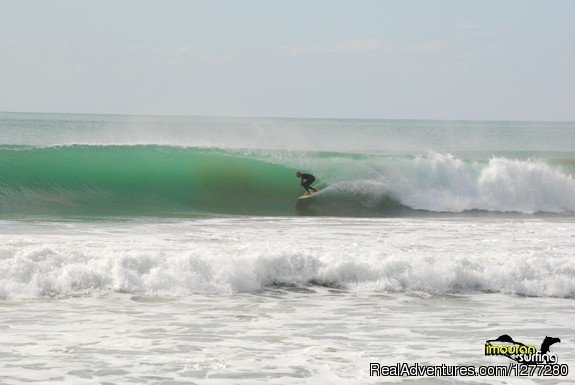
[1,112,574,384]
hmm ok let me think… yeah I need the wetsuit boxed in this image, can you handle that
[299,173,317,193]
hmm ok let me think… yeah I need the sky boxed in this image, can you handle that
[0,0,574,120]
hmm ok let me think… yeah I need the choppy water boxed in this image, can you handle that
[2,290,573,384]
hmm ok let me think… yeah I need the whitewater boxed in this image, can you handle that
[1,112,574,384]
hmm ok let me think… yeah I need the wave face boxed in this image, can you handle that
[0,145,301,217]
[1,145,575,217]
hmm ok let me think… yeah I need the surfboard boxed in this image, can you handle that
[298,191,317,200]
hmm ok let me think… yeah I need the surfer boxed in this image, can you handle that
[296,171,317,195]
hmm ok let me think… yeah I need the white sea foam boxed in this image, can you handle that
[311,153,575,213]
[1,218,574,300]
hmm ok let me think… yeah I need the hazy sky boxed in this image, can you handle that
[1,1,573,120]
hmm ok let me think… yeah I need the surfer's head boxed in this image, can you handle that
[296,171,301,177]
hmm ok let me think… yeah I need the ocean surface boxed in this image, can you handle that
[1,112,574,384]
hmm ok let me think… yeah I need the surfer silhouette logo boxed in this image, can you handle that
[540,336,561,354]
[485,334,561,365]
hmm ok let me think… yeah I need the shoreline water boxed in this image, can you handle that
[2,289,573,384]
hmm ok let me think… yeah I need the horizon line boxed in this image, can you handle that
[1,109,574,124]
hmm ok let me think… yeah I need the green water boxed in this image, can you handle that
[0,146,309,217]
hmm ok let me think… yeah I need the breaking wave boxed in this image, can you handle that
[0,145,574,217]
[1,240,574,299]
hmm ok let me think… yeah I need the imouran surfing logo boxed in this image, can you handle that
[369,334,568,377]
[485,334,561,365]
